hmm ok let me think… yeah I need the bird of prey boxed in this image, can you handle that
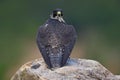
[36,9,77,69]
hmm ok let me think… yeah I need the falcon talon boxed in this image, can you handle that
[36,8,77,69]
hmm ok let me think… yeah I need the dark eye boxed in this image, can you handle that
[53,13,57,17]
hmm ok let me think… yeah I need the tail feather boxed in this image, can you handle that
[49,55,62,68]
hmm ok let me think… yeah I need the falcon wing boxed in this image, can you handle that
[61,25,77,66]
[36,25,52,68]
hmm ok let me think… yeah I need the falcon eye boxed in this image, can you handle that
[53,13,57,17]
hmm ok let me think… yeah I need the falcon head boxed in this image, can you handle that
[50,8,65,22]
[52,9,63,17]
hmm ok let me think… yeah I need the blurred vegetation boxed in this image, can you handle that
[0,0,120,80]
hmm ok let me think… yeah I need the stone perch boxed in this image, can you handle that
[11,58,120,80]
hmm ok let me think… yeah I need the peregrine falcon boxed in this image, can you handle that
[36,9,77,69]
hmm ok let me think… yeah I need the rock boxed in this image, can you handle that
[11,58,120,80]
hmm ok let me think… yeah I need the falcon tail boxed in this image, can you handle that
[49,53,62,68]
[47,47,64,68]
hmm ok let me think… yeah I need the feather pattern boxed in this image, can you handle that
[36,18,77,68]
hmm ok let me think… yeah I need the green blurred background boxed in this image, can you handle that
[0,0,120,80]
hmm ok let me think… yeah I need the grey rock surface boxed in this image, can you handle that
[11,58,120,80]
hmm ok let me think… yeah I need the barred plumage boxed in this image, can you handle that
[36,9,77,68]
